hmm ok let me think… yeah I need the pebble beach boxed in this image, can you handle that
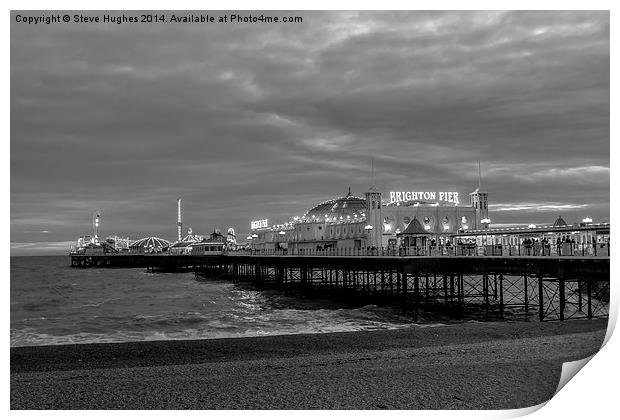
[11,319,607,409]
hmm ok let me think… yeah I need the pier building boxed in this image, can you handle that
[453,216,610,256]
[248,184,608,256]
[249,185,482,252]
[170,229,229,255]
[129,237,171,253]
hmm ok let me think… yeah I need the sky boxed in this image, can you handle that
[10,10,610,255]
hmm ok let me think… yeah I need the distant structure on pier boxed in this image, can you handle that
[129,236,171,253]
[93,211,100,244]
[177,198,183,242]
[470,160,489,228]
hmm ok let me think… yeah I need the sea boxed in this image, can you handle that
[11,256,430,347]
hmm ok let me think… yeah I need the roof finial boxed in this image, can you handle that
[478,159,481,191]
[371,157,375,188]
[347,186,351,196]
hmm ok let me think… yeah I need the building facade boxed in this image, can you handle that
[250,185,484,251]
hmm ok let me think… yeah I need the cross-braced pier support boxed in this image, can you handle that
[70,254,609,322]
[192,256,609,322]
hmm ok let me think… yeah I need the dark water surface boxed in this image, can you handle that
[11,256,433,347]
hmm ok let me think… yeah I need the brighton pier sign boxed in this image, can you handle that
[251,219,269,230]
[389,191,460,205]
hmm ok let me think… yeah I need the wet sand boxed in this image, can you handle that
[11,319,607,409]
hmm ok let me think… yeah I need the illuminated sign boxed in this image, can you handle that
[251,219,269,230]
[389,191,460,205]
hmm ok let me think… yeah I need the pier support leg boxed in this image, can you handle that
[381,270,385,294]
[484,274,489,318]
[559,278,565,321]
[413,275,419,320]
[449,274,455,301]
[587,279,592,319]
[499,275,504,318]
[524,273,529,316]
[578,280,583,312]
[539,276,544,322]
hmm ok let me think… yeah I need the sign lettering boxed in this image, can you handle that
[251,219,269,230]
[389,191,460,205]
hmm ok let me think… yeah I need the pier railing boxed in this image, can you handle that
[70,241,609,258]
[226,243,609,258]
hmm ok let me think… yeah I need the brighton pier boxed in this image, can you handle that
[69,179,610,324]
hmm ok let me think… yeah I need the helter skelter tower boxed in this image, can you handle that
[177,198,183,242]
[92,211,101,244]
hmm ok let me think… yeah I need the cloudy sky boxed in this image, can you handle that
[10,11,609,255]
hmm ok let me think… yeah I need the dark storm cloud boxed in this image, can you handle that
[10,11,609,253]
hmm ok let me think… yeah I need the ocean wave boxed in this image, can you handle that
[74,297,123,309]
[129,312,213,328]
[19,316,67,322]
[20,300,62,311]
[10,318,447,347]
[11,261,448,348]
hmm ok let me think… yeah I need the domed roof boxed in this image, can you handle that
[302,190,367,223]
[130,237,171,248]
[553,216,568,227]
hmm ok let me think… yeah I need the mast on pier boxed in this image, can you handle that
[177,198,183,242]
[93,211,100,244]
